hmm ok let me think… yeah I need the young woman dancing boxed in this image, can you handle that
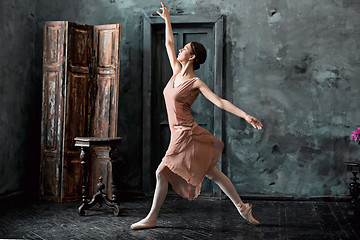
[131,2,263,230]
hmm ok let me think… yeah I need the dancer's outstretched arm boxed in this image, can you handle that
[156,2,181,74]
[193,79,263,130]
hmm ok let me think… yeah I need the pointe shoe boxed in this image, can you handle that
[130,219,157,230]
[236,203,260,225]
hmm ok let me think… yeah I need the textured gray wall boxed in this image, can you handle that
[2,0,359,198]
[0,0,39,196]
[221,0,360,197]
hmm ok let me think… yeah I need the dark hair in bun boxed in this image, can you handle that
[190,41,206,70]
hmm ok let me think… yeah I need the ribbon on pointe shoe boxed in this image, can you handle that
[236,203,260,225]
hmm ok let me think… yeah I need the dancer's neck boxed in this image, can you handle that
[180,61,195,77]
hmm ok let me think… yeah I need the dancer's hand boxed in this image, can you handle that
[156,2,171,20]
[245,115,263,130]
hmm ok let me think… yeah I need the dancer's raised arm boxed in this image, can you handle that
[156,2,181,74]
[193,79,263,130]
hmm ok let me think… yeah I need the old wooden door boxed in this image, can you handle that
[143,16,224,195]
[152,25,215,192]
[62,22,93,202]
[40,21,67,202]
[88,24,121,198]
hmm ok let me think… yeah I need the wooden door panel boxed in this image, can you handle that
[62,153,82,202]
[95,25,120,70]
[42,157,59,197]
[91,24,121,199]
[93,76,111,137]
[98,31,114,68]
[68,23,92,74]
[62,73,89,201]
[62,22,93,201]
[43,23,64,65]
[64,73,89,151]
[40,21,66,202]
[93,24,120,137]
[43,72,60,150]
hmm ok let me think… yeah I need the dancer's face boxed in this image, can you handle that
[177,43,195,63]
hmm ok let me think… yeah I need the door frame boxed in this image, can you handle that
[142,14,224,195]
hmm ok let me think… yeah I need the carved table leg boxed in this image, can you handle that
[349,172,360,205]
[108,145,121,216]
[75,138,122,216]
[78,147,88,216]
[78,177,106,213]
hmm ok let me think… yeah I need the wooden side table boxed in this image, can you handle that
[74,137,122,216]
[345,161,360,205]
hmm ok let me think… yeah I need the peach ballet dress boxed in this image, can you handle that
[157,73,224,200]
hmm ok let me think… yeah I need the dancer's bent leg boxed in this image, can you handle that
[131,169,168,230]
[206,167,260,225]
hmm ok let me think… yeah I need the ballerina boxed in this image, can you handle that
[131,2,263,230]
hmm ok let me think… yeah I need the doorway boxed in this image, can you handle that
[142,15,224,195]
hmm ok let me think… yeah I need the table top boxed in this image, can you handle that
[345,161,360,166]
[74,137,122,142]
[74,137,122,147]
[345,161,360,173]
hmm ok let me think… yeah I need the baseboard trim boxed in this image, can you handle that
[191,193,352,202]
[0,190,352,203]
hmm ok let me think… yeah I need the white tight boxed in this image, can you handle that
[206,167,244,206]
[145,166,243,221]
[145,169,169,220]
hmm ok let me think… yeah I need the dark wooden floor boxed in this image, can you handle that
[0,194,359,240]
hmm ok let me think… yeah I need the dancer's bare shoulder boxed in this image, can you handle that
[191,78,206,91]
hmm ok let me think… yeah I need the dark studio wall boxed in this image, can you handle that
[1,0,360,198]
[0,0,39,197]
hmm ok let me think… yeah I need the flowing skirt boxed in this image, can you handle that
[157,122,224,200]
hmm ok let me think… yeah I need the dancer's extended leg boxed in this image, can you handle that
[206,167,260,225]
[131,169,168,230]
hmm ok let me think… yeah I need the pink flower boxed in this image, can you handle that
[350,128,360,142]
[357,128,360,134]
[351,132,357,139]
